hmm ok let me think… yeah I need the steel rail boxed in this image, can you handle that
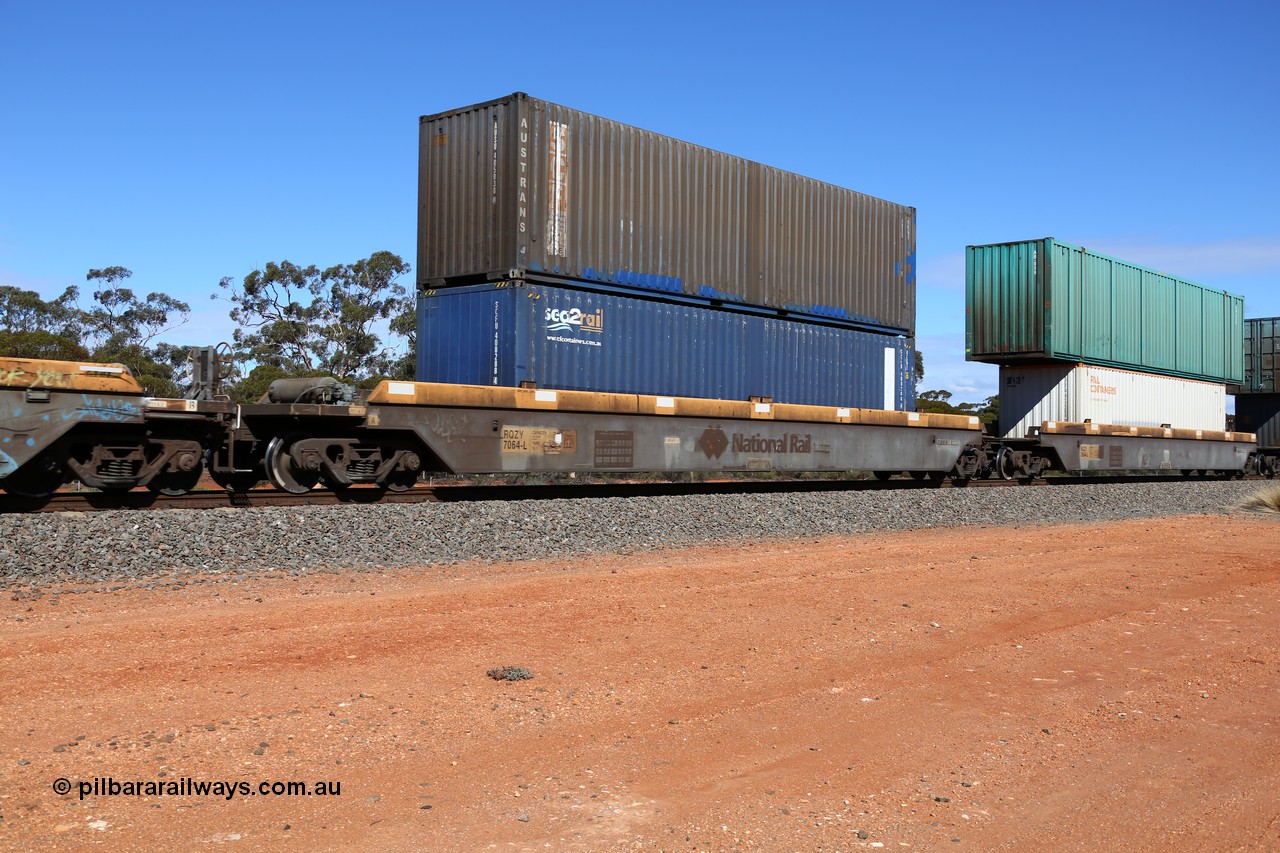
[0,473,1263,515]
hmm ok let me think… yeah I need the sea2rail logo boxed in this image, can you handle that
[545,306,604,346]
[545,307,603,333]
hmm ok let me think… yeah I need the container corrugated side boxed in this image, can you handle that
[1241,317,1279,393]
[418,93,915,333]
[1235,393,1280,446]
[417,282,914,410]
[966,238,1244,383]
[997,363,1226,439]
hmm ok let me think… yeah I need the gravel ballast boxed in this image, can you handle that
[1,480,1274,587]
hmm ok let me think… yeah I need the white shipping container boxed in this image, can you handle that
[998,364,1226,439]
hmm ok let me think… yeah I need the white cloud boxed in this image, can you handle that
[169,303,239,348]
[917,251,965,290]
[0,268,78,297]
[916,237,1280,292]
[1080,236,1280,278]
[913,333,998,402]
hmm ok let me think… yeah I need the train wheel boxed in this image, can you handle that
[147,450,205,496]
[994,446,1017,481]
[207,445,265,492]
[210,469,263,492]
[0,453,66,499]
[384,468,420,493]
[873,471,896,481]
[1255,455,1278,478]
[147,465,203,496]
[265,433,320,494]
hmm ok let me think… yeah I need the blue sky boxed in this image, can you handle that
[3,1,1277,402]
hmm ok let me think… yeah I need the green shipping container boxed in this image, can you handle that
[965,238,1244,384]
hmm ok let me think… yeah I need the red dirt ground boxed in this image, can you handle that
[1,514,1277,851]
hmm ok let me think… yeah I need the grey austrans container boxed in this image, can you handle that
[1239,317,1278,394]
[418,93,916,334]
[966,238,1244,384]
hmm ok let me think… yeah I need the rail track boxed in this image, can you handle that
[0,473,1259,514]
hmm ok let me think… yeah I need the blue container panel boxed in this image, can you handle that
[418,284,913,410]
[415,286,521,387]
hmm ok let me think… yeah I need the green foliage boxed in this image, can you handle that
[380,352,415,381]
[916,388,961,414]
[917,389,999,424]
[912,353,997,423]
[0,284,82,338]
[218,251,412,380]
[969,394,1000,424]
[84,266,191,354]
[0,329,90,361]
[0,274,192,399]
[151,341,205,392]
[132,371,183,398]
[76,267,192,396]
[386,292,417,379]
[91,341,184,396]
[226,363,291,404]
[4,254,414,397]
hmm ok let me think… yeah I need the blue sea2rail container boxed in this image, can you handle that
[418,282,914,411]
